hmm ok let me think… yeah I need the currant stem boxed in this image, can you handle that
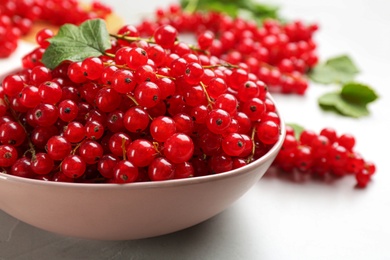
[202,63,240,70]
[200,81,214,108]
[71,140,84,155]
[121,137,127,160]
[110,34,155,44]
[247,126,257,163]
[104,52,115,58]
[126,95,154,120]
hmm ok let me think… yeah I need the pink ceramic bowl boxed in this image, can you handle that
[0,100,285,241]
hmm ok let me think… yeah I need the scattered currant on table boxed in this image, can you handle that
[137,4,319,95]
[0,0,112,58]
[0,19,284,184]
[272,125,375,188]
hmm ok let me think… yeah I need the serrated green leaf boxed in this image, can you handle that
[42,19,111,69]
[318,91,370,118]
[286,123,305,139]
[309,55,359,84]
[341,82,378,105]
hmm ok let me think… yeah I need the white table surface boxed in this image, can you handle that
[1,0,389,259]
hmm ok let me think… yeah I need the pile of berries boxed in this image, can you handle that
[136,4,319,95]
[273,125,376,188]
[0,23,282,183]
[0,0,112,58]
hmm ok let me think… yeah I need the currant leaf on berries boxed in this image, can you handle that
[42,19,111,69]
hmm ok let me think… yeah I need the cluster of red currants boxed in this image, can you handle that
[136,4,319,95]
[273,125,376,188]
[0,23,282,183]
[0,0,111,58]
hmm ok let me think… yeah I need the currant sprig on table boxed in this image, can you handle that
[0,19,282,183]
[0,0,112,58]
[139,4,319,96]
[273,124,376,188]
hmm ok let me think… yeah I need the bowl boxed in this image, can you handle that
[0,96,285,241]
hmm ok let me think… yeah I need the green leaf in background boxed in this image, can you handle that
[286,123,305,139]
[309,55,359,84]
[318,82,378,118]
[180,0,280,22]
[341,82,378,104]
[42,19,111,69]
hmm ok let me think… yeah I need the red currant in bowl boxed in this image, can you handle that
[0,94,285,240]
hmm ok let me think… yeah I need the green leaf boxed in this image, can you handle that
[318,83,376,118]
[341,82,378,105]
[42,19,111,69]
[309,55,359,84]
[180,0,280,21]
[286,123,304,139]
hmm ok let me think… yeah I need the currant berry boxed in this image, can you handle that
[163,133,194,164]
[148,157,175,181]
[112,160,139,183]
[46,136,72,161]
[256,120,280,145]
[0,145,18,167]
[150,116,176,142]
[31,153,54,175]
[154,24,178,49]
[126,139,157,167]
[221,133,246,156]
[78,140,104,164]
[0,121,26,146]
[81,57,104,80]
[61,155,86,179]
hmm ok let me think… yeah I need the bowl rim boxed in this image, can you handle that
[0,93,286,190]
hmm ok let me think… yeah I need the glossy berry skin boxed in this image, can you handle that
[222,133,246,156]
[112,160,139,183]
[112,69,137,94]
[36,28,54,48]
[174,161,194,179]
[109,132,131,157]
[58,100,79,122]
[32,103,59,127]
[11,157,35,179]
[95,88,122,113]
[355,170,371,188]
[31,153,54,175]
[0,145,18,167]
[0,121,26,146]
[123,106,150,133]
[78,140,104,165]
[38,81,62,104]
[206,109,231,134]
[148,157,175,181]
[163,133,194,164]
[85,121,104,140]
[126,139,157,167]
[46,136,72,161]
[134,81,161,108]
[98,154,118,179]
[256,120,280,145]
[81,57,104,80]
[63,122,85,143]
[154,25,178,49]
[61,155,86,179]
[150,116,176,142]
